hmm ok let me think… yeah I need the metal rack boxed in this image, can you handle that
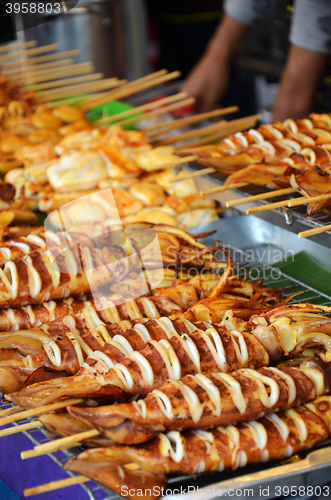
[190,165,331,246]
[1,237,331,500]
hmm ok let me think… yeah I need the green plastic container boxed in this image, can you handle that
[48,95,140,129]
[89,100,140,130]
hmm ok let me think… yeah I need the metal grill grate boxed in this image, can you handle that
[199,167,331,231]
[1,243,331,500]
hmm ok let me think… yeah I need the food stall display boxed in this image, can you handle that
[1,40,331,500]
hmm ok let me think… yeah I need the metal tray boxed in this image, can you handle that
[2,217,331,500]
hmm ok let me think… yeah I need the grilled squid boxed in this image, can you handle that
[0,243,131,308]
[68,353,331,444]
[181,114,331,174]
[248,303,331,362]
[64,394,331,500]
[9,319,269,407]
[0,295,91,331]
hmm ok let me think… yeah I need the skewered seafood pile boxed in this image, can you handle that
[0,92,219,229]
[178,114,331,235]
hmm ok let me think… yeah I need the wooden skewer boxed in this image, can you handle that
[287,192,331,207]
[6,61,78,79]
[144,105,239,135]
[12,63,95,85]
[298,224,331,238]
[38,78,124,101]
[21,429,100,460]
[143,154,198,173]
[153,120,227,146]
[246,199,292,214]
[4,58,74,76]
[199,182,249,196]
[83,70,170,109]
[226,187,297,208]
[0,420,42,438]
[94,92,187,125]
[165,167,217,184]
[0,40,37,53]
[0,43,59,63]
[24,475,90,497]
[9,64,95,86]
[12,61,93,78]
[175,129,231,150]
[46,93,102,108]
[0,405,23,418]
[82,70,181,111]
[0,398,83,427]
[117,97,195,127]
[1,49,81,68]
[155,114,260,146]
[121,68,169,88]
[28,72,103,91]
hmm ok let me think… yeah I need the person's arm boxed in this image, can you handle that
[181,15,248,110]
[272,46,328,121]
[273,0,331,121]
[182,0,271,110]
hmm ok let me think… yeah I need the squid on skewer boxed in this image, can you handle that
[290,165,331,214]
[9,317,269,407]
[180,114,331,174]
[9,302,331,408]
[67,352,331,444]
[64,394,331,500]
[0,295,92,331]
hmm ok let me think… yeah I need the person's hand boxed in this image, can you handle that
[182,53,229,111]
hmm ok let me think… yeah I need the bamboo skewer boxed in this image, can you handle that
[245,191,331,214]
[143,154,198,173]
[121,69,169,89]
[10,62,95,85]
[199,182,249,196]
[0,406,23,418]
[226,187,297,208]
[246,199,292,214]
[165,167,217,184]
[1,49,81,68]
[299,224,331,238]
[46,93,103,108]
[0,40,37,53]
[0,398,83,427]
[155,114,260,146]
[144,105,239,136]
[81,70,181,111]
[175,129,232,150]
[117,97,195,126]
[10,61,94,79]
[154,120,227,146]
[0,420,42,438]
[24,475,90,497]
[21,429,100,460]
[0,43,59,63]
[28,72,104,91]
[38,78,124,101]
[4,59,74,76]
[94,92,187,125]
[287,192,331,207]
